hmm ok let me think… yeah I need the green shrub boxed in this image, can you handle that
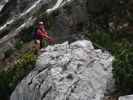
[87,32,113,48]
[20,26,34,43]
[15,41,23,50]
[112,41,133,92]
[113,53,133,91]
[4,48,14,58]
[0,51,37,99]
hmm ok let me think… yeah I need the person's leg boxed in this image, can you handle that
[33,40,40,54]
[41,39,48,47]
[40,39,43,48]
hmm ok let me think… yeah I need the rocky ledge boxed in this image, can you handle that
[10,40,114,100]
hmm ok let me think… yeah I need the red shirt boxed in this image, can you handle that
[37,25,48,39]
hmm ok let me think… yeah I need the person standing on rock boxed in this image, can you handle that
[32,21,55,53]
[37,21,55,47]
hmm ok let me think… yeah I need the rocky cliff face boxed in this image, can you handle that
[10,40,114,100]
[119,95,133,100]
[0,0,76,58]
[0,0,133,99]
[0,0,8,12]
[0,0,115,58]
[1,0,132,59]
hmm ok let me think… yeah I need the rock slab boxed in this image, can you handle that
[10,40,114,100]
[119,95,133,100]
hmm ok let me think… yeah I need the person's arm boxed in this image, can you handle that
[38,28,55,43]
[42,26,48,35]
[38,29,48,38]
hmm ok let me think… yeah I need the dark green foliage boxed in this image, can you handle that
[15,40,23,50]
[87,32,113,48]
[4,49,14,58]
[112,41,133,92]
[20,26,35,43]
[0,52,37,100]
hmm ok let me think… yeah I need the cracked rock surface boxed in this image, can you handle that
[119,95,133,100]
[10,40,114,100]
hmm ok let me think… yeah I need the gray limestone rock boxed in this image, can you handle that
[119,95,133,100]
[11,40,114,100]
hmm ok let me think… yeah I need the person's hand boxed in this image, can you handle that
[43,34,49,38]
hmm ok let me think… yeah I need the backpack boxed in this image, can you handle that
[32,32,37,39]
[32,27,37,39]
